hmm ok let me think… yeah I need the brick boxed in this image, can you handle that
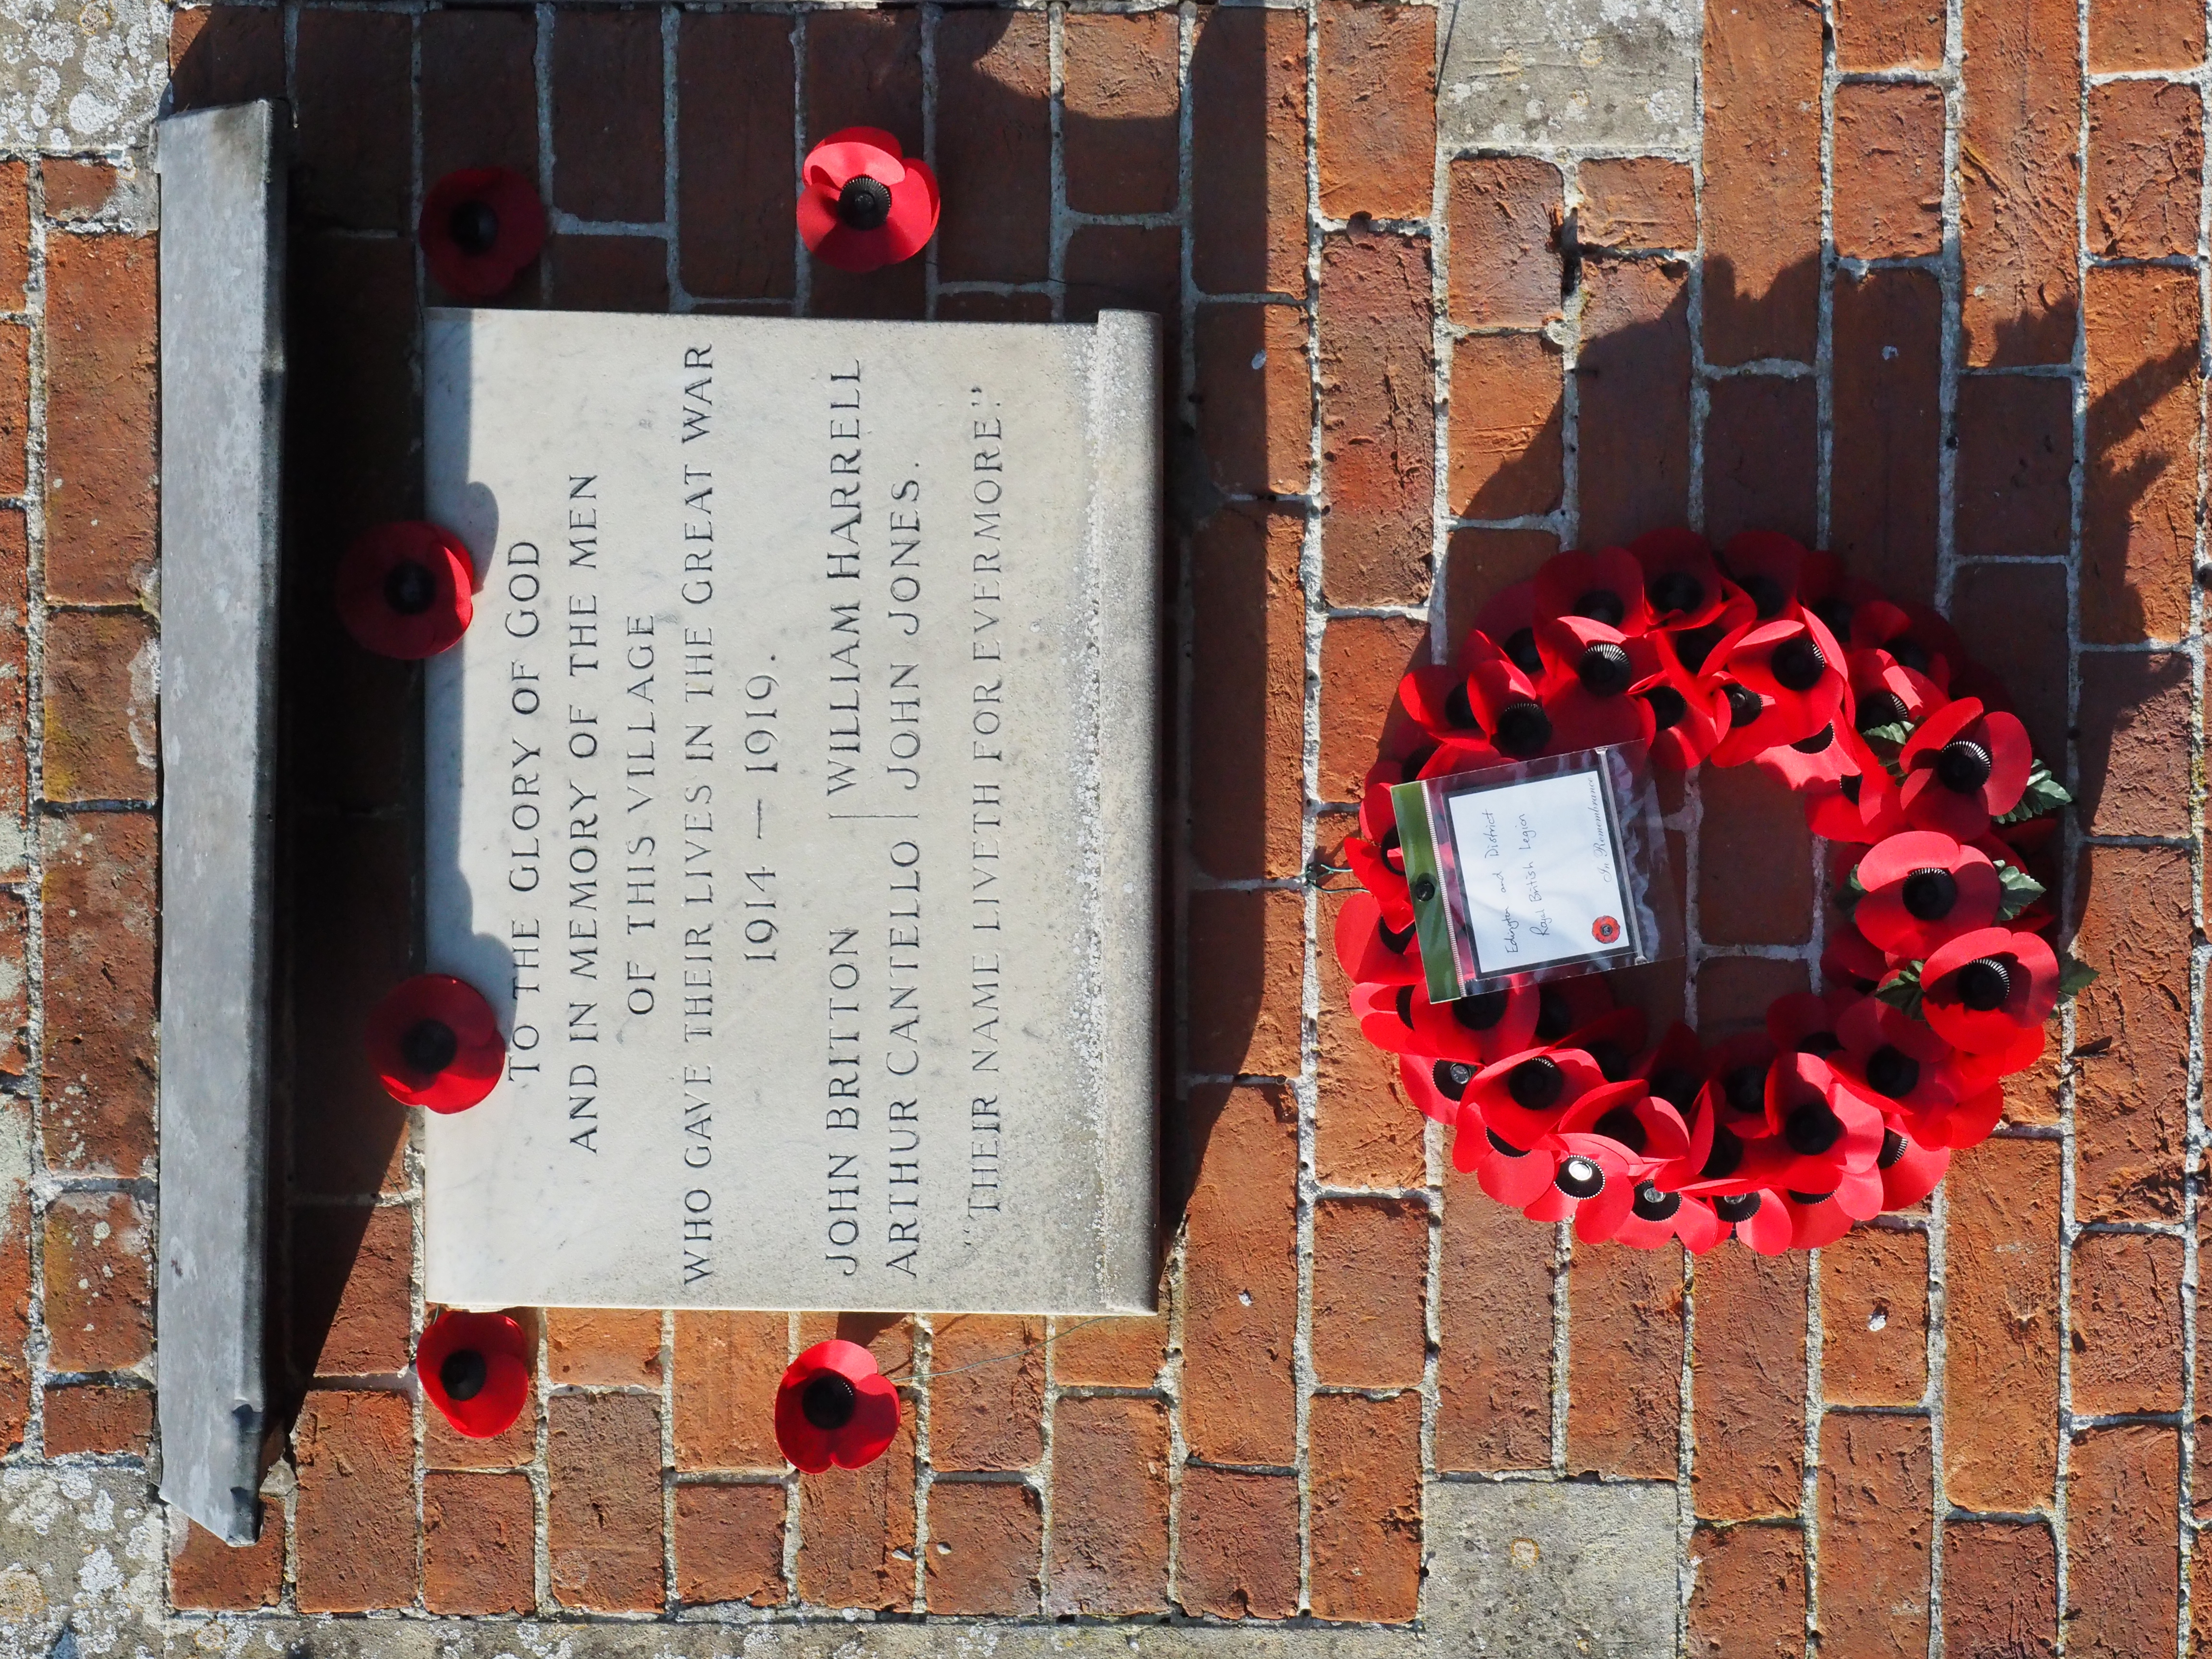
[934,292,1049,324]
[1448,158,1562,327]
[1047,1395,1169,1615]
[2089,80,2203,256]
[1690,1247,1806,1519]
[1698,957,1809,1045]
[1704,375,1816,548]
[806,8,923,156]
[677,13,795,304]
[1703,0,1822,363]
[1066,225,1181,355]
[673,1310,787,1469]
[289,1203,411,1382]
[795,1405,916,1608]
[284,813,412,1198]
[1577,258,1692,546]
[0,322,22,497]
[43,1382,149,1455]
[1190,503,1304,879]
[549,235,670,313]
[1192,8,1307,296]
[2078,650,2190,836]
[1962,0,2082,365]
[2085,264,2200,642]
[1954,377,2074,560]
[1050,1311,1168,1388]
[1832,267,1943,609]
[1577,158,1695,251]
[1837,0,1943,67]
[1834,84,1946,259]
[1316,890,1426,1190]
[43,1190,148,1373]
[426,1309,538,1471]
[1177,1467,1299,1619]
[1196,304,1310,498]
[1449,332,1563,521]
[1437,1185,1551,1472]
[2071,1231,2184,1413]
[1309,1390,1420,1623]
[1569,1239,1683,1480]
[294,1389,416,1611]
[1319,614,1426,803]
[424,1470,536,1614]
[1944,1138,2061,1511]
[43,232,156,606]
[1998,1022,2066,1130]
[2066,1425,2179,1655]
[1178,1083,1298,1466]
[1943,1520,2058,1658]
[292,11,409,232]
[1311,1197,1426,1387]
[1947,562,2069,763]
[1697,765,1812,946]
[549,1393,665,1611]
[0,163,22,310]
[552,10,664,223]
[2074,846,2191,1220]
[930,1315,1044,1472]
[43,162,114,224]
[1686,1523,1806,1657]
[673,1482,787,1608]
[42,610,156,803]
[924,1480,1039,1615]
[1064,13,1181,215]
[167,6,285,112]
[2091,0,2207,68]
[1817,1415,1931,1655]
[1185,890,1303,1078]
[170,1515,283,1611]
[422,8,538,186]
[936,12,1050,284]
[1443,527,1557,646]
[797,1311,913,1378]
[0,1180,24,1451]
[547,1307,662,1386]
[1821,1228,1927,1406]
[1318,0,1434,221]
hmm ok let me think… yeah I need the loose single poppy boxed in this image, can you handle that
[417,1310,530,1439]
[1897,698,2033,839]
[1630,527,1732,629]
[1850,830,2002,957]
[1534,546,1652,636]
[337,521,477,660]
[418,167,546,301]
[1921,925,2061,1055]
[774,1339,902,1472]
[798,128,940,274]
[367,974,505,1112]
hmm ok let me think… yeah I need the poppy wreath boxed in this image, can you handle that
[1337,528,2095,1255]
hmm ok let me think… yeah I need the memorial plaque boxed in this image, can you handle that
[422,309,1160,1314]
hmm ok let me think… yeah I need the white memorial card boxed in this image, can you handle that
[1445,769,1631,974]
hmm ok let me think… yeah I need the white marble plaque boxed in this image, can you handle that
[421,309,1160,1313]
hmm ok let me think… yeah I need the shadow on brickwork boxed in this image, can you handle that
[166,4,1286,1442]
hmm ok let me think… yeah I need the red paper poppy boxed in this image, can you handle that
[1455,1115,1564,1204]
[1821,925,1890,995]
[1466,585,1540,669]
[1850,600,1955,692]
[1846,644,1947,731]
[1342,832,1414,932]
[1921,926,2060,1055]
[1398,662,1479,739]
[1355,979,1539,1073]
[1556,1076,1693,1170]
[1630,528,1732,629]
[798,128,940,274]
[1828,996,1963,1129]
[1534,546,1652,635]
[417,1310,530,1439]
[775,1339,902,1472]
[1765,989,1858,1058]
[1713,1187,1799,1254]
[1333,890,1423,988]
[1877,1131,1949,1210]
[1595,1182,1731,1253]
[1708,617,1845,766]
[1719,529,1836,622]
[1851,830,2002,957]
[1755,715,1859,793]
[1898,698,2032,839]
[1634,640,1733,769]
[337,522,477,660]
[418,167,546,301]
[1763,1052,1887,1193]
[1454,641,1558,759]
[1461,1045,1611,1150]
[367,974,505,1112]
[1531,617,1660,750]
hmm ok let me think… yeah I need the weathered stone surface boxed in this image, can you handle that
[0,0,167,152]
[1425,1479,1679,1655]
[1440,0,1700,153]
[0,1467,164,1658]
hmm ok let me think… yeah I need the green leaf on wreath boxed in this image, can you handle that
[2057,950,2100,1003]
[1993,860,2046,923]
[1995,757,2074,826]
[1836,866,1868,917]
[1859,720,1913,749]
[1875,960,1925,1021]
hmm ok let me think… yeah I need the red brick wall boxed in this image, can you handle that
[0,0,2190,1642]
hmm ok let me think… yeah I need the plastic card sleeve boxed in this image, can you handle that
[1391,742,1681,1004]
